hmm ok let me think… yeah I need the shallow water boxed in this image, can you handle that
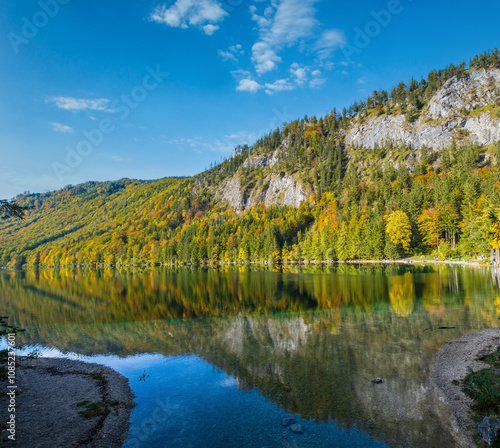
[1,264,500,447]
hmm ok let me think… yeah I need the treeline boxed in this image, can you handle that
[344,48,500,121]
[2,52,500,268]
[2,138,500,268]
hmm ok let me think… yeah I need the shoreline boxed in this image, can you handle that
[432,328,500,448]
[2,257,500,270]
[0,357,135,448]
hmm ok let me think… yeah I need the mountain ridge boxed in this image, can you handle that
[2,50,500,267]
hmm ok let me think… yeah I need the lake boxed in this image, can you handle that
[1,264,499,447]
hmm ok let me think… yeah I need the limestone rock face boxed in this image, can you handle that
[217,68,500,210]
[219,176,245,210]
[264,174,310,208]
[428,69,500,119]
[217,173,310,211]
[346,68,500,150]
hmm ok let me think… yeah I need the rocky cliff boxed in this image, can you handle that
[216,147,312,211]
[216,67,500,211]
[347,68,500,150]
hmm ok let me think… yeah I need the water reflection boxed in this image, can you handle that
[1,264,498,447]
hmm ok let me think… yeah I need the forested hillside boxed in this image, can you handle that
[2,50,500,268]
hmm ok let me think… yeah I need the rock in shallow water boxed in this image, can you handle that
[281,418,295,427]
[478,417,500,445]
[290,424,304,434]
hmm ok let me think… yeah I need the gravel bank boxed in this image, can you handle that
[0,358,135,448]
[433,328,500,448]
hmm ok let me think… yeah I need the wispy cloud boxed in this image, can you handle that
[161,130,260,154]
[315,29,346,60]
[218,44,244,62]
[249,0,319,75]
[309,77,326,88]
[264,78,294,95]
[226,0,344,94]
[290,63,309,86]
[49,97,110,112]
[150,0,228,35]
[288,63,326,89]
[51,122,74,133]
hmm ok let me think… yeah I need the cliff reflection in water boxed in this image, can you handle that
[1,264,500,447]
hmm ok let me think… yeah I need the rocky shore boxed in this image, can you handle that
[433,328,500,447]
[0,358,135,448]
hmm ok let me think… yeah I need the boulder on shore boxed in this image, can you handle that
[478,417,500,446]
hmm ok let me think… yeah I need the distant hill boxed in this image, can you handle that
[2,49,500,267]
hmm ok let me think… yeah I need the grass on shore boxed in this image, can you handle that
[77,400,109,418]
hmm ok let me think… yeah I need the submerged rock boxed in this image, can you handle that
[290,423,304,434]
[281,417,295,427]
[478,417,500,445]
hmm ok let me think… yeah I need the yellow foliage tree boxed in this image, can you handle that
[271,249,282,263]
[417,208,441,248]
[238,247,248,262]
[491,220,500,250]
[385,210,412,251]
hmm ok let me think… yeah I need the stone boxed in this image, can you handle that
[290,424,304,434]
[281,418,295,427]
[346,68,500,151]
[478,417,500,445]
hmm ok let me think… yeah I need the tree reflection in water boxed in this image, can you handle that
[1,264,498,447]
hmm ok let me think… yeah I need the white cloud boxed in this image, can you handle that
[289,64,324,89]
[203,24,219,35]
[264,78,294,95]
[150,0,227,35]
[49,97,110,112]
[315,29,345,59]
[51,122,74,133]
[250,0,320,74]
[218,44,244,61]
[160,133,257,154]
[224,130,259,145]
[218,50,237,61]
[309,77,326,88]
[236,79,263,93]
[252,42,282,74]
[231,69,251,79]
[290,63,309,86]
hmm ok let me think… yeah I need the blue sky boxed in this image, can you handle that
[0,0,499,198]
